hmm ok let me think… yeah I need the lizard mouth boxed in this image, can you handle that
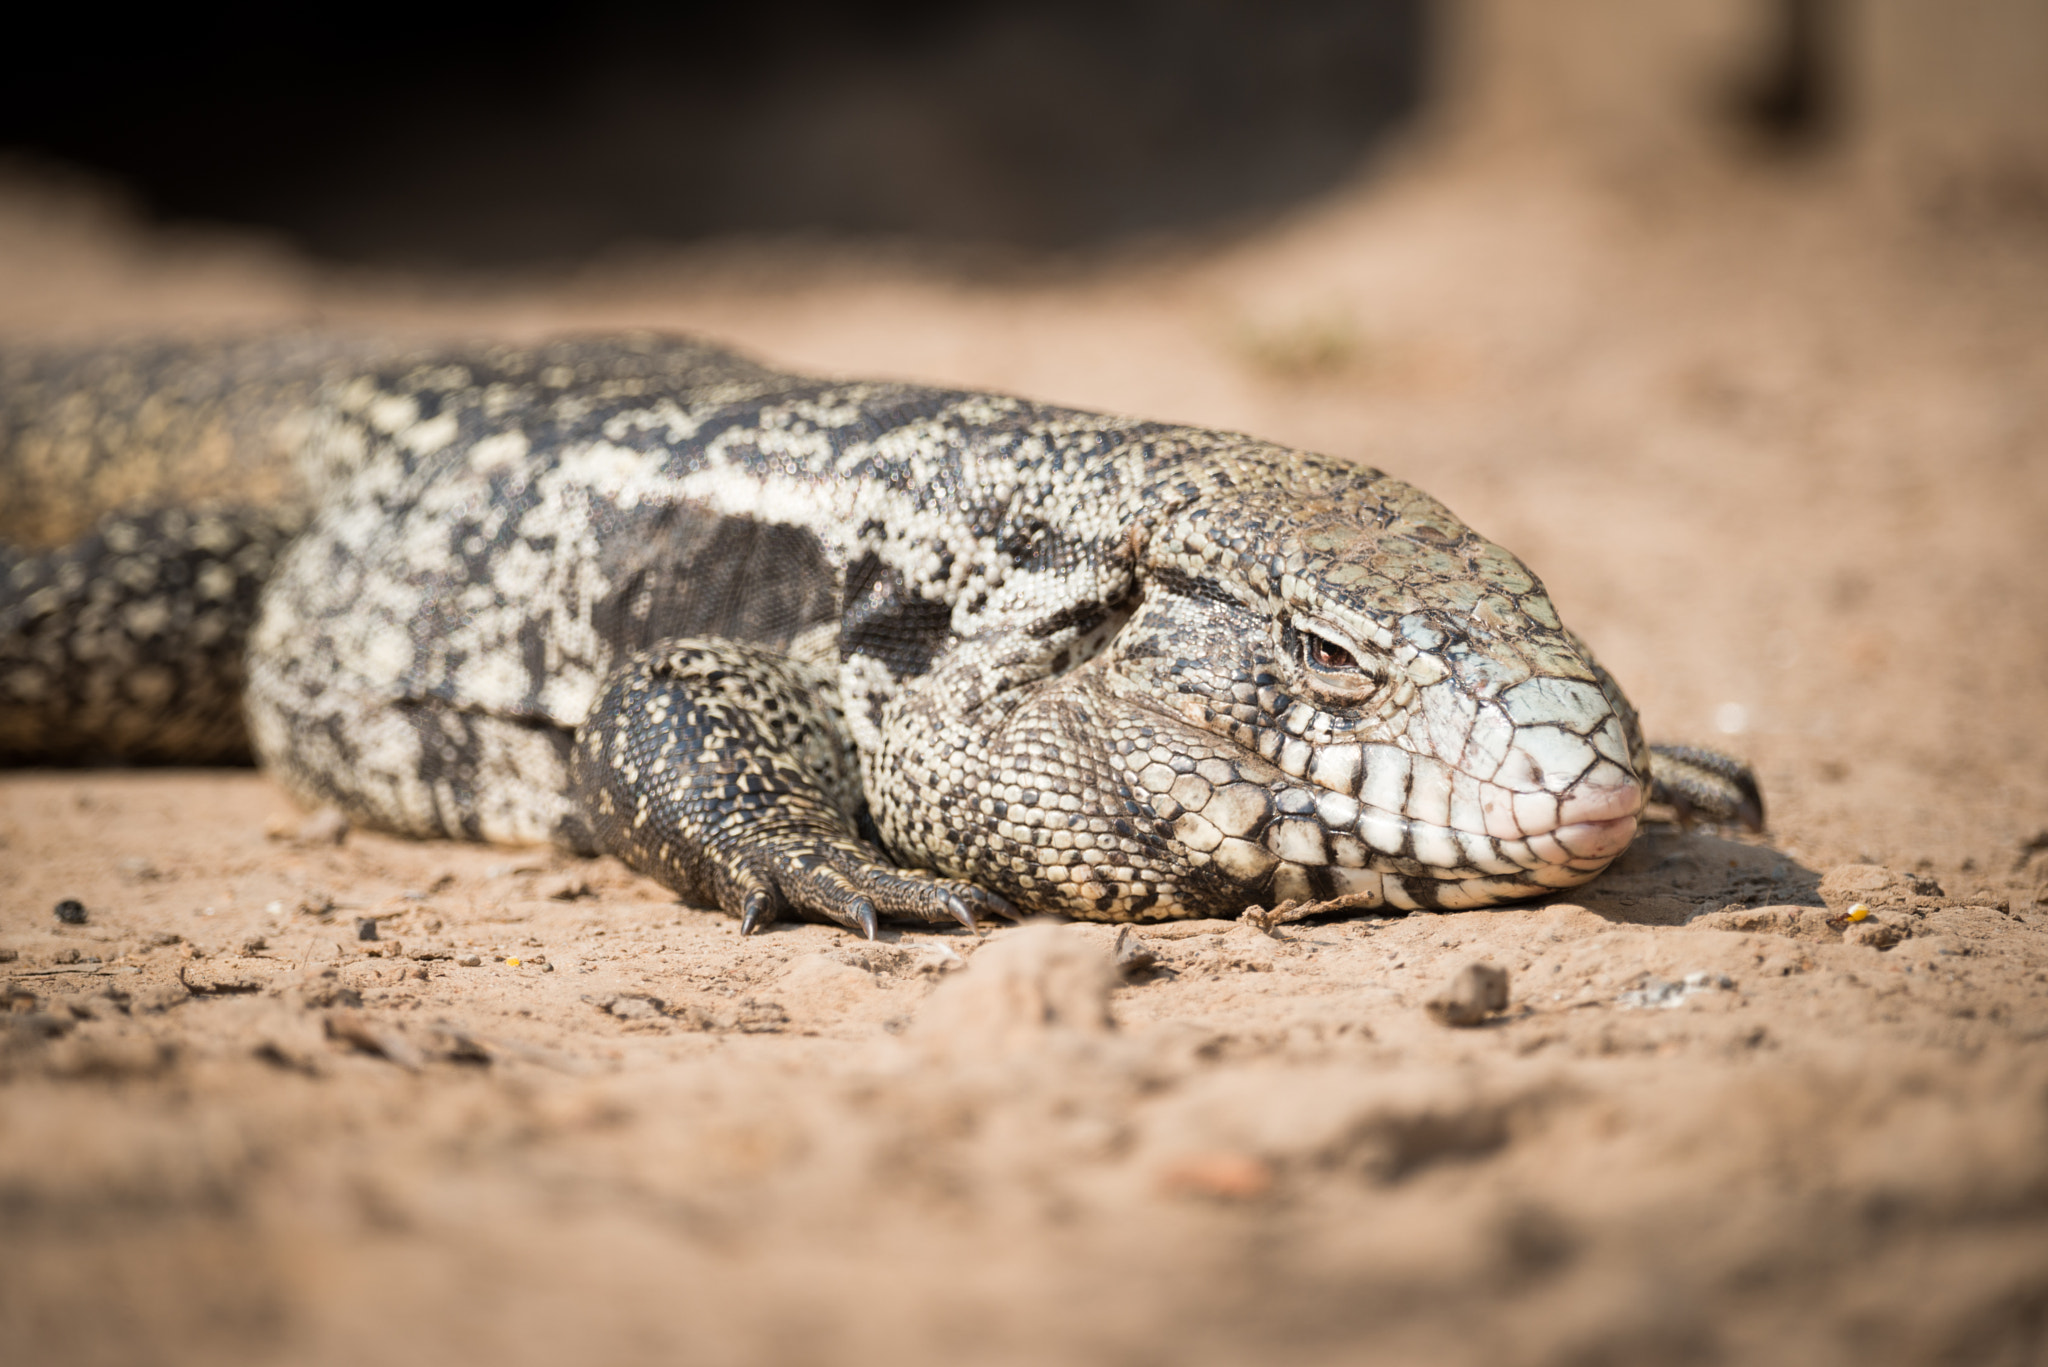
[1131,722,1644,912]
[1540,783,1644,860]
[1343,779,1641,882]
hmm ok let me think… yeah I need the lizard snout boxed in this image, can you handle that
[1548,783,1644,860]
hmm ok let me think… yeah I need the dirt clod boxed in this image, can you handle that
[1844,914,1915,950]
[1818,865,1937,915]
[52,898,86,925]
[913,924,1117,1048]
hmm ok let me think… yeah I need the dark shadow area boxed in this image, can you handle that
[0,0,1427,267]
[1567,828,1824,927]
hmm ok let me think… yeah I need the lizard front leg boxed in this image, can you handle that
[569,639,1011,936]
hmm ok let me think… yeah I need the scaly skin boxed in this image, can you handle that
[0,334,1759,933]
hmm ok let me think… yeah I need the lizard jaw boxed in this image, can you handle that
[1547,783,1645,862]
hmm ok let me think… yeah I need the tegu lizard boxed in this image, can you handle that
[0,333,1760,936]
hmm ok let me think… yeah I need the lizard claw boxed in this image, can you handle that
[938,890,977,933]
[739,890,774,936]
[942,885,1015,933]
[851,898,880,941]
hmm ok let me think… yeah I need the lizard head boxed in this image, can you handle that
[1101,449,1650,916]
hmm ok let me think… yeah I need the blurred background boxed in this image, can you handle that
[3,0,2042,269]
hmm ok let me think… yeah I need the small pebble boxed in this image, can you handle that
[356,918,379,942]
[506,957,522,967]
[1425,961,1510,1027]
[1111,926,1159,977]
[457,955,482,968]
[54,899,87,925]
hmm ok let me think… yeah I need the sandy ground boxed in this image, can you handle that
[4,146,2048,1366]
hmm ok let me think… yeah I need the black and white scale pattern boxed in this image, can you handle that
[0,333,1761,933]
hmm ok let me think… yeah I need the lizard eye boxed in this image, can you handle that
[1303,630,1358,671]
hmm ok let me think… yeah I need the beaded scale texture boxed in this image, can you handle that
[0,334,1759,936]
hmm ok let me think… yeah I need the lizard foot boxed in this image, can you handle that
[1648,744,1765,831]
[729,844,1014,937]
[570,639,1013,938]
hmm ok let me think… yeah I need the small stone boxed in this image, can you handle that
[356,918,380,942]
[240,935,268,955]
[1111,926,1160,977]
[456,955,482,968]
[54,899,87,925]
[1426,961,1510,1027]
[0,948,17,963]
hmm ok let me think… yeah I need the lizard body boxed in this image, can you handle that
[1,334,1759,933]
